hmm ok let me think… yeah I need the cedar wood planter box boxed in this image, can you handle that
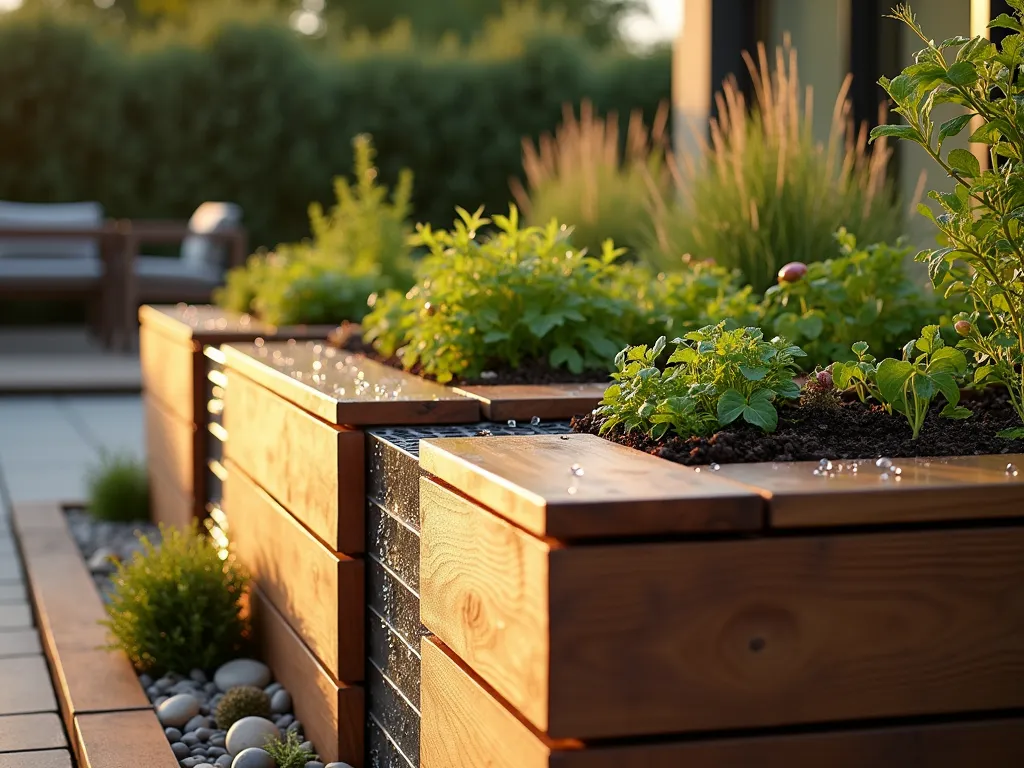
[139,304,336,530]
[418,434,1024,767]
[11,501,179,768]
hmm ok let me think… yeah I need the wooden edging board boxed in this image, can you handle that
[11,501,178,768]
[450,382,608,422]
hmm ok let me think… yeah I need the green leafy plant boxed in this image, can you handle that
[264,730,317,768]
[213,686,271,730]
[597,323,805,439]
[103,524,248,674]
[760,229,956,368]
[831,341,887,409]
[363,206,647,383]
[86,452,148,522]
[875,325,971,439]
[648,38,903,291]
[214,134,414,325]
[512,99,667,256]
[872,3,1024,437]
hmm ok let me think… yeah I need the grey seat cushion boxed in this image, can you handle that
[136,255,219,284]
[0,201,104,260]
[0,257,103,280]
[179,202,242,274]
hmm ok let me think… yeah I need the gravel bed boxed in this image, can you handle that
[64,509,160,600]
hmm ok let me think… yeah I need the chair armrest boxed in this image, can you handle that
[122,220,249,272]
[0,220,125,240]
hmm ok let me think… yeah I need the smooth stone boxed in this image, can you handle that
[215,659,271,692]
[185,715,211,732]
[87,546,117,572]
[263,683,282,696]
[210,734,227,748]
[286,721,301,734]
[200,705,211,716]
[299,742,313,754]
[171,742,191,760]
[304,762,324,768]
[205,681,219,694]
[274,715,293,729]
[165,727,182,743]
[156,677,174,692]
[139,674,154,688]
[269,690,291,715]
[226,716,280,756]
[190,668,208,683]
[196,728,214,742]
[154,695,169,707]
[172,680,200,695]
[182,758,208,768]
[231,748,276,768]
[207,747,228,757]
[323,764,355,768]
[215,757,233,768]
[147,685,161,699]
[158,694,201,727]
[182,732,200,746]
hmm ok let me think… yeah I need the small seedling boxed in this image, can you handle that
[264,730,317,768]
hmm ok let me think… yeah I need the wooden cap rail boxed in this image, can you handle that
[451,383,608,422]
[11,502,178,768]
[139,304,337,345]
[419,433,764,538]
[223,341,480,426]
[715,454,1024,528]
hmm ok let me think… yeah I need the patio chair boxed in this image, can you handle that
[125,202,247,306]
[0,201,128,348]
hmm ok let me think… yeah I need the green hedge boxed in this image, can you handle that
[0,15,670,250]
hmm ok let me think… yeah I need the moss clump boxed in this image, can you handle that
[214,686,271,729]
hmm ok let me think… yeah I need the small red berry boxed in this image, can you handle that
[778,261,808,283]
[954,320,972,337]
[816,369,834,389]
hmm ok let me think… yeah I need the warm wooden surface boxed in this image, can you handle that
[222,342,480,426]
[0,630,42,659]
[139,317,197,424]
[0,713,66,752]
[452,383,607,422]
[226,462,364,682]
[144,395,194,497]
[0,656,57,715]
[49,648,150,718]
[139,304,336,345]
[74,711,178,768]
[422,637,1024,768]
[250,586,364,766]
[147,446,194,530]
[0,751,72,768]
[420,433,763,538]
[715,454,1024,527]
[422,479,1024,739]
[224,369,365,552]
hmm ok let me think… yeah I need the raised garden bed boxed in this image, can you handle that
[417,433,1024,766]
[139,304,336,530]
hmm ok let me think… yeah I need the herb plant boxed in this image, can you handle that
[876,326,972,439]
[362,206,647,383]
[103,524,249,675]
[831,341,887,410]
[872,4,1024,436]
[86,452,148,522]
[597,323,805,439]
[264,731,317,768]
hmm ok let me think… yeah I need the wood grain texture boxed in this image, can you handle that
[452,383,607,422]
[139,317,197,424]
[144,394,194,497]
[0,713,66,752]
[48,648,150,721]
[139,304,336,345]
[0,750,72,768]
[222,342,480,425]
[422,482,1024,739]
[715,454,1024,528]
[147,446,194,530]
[250,586,364,766]
[74,711,178,768]
[225,462,364,682]
[0,656,57,715]
[422,637,1024,768]
[224,369,365,553]
[420,434,763,538]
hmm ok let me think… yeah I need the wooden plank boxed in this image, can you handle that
[139,317,197,424]
[421,480,1024,739]
[422,637,1024,768]
[225,462,364,682]
[420,434,763,539]
[0,630,41,659]
[0,713,67,753]
[140,304,336,345]
[715,454,1024,528]
[144,395,194,498]
[74,711,178,768]
[0,751,72,768]
[452,383,607,422]
[250,586,364,767]
[0,656,57,715]
[222,342,480,426]
[48,648,150,718]
[148,446,194,530]
[224,369,365,553]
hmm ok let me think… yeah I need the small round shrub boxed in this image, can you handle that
[86,452,148,522]
[214,686,271,729]
[264,730,318,768]
[103,523,249,674]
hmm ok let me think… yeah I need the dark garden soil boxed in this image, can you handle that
[572,387,1024,466]
[329,323,608,386]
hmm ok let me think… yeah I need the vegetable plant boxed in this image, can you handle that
[362,206,647,383]
[103,524,248,674]
[597,322,805,439]
[831,341,887,410]
[875,325,972,439]
[872,3,1024,436]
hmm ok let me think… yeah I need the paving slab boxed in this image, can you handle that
[0,656,57,714]
[0,712,67,752]
[0,750,72,768]
[0,630,42,659]
[0,602,32,630]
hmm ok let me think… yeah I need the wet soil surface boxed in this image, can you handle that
[572,388,1024,465]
